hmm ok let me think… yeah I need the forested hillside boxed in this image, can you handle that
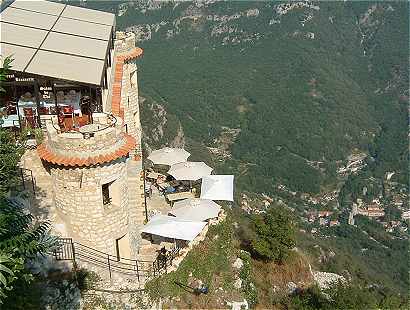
[114,0,408,195]
[69,0,408,194]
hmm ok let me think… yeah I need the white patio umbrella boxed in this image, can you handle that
[169,198,221,221]
[141,215,206,241]
[200,175,234,201]
[147,147,190,166]
[168,161,213,181]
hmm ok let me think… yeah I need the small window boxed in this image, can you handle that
[102,179,121,209]
[102,181,113,206]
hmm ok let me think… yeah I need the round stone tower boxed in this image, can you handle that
[37,113,136,255]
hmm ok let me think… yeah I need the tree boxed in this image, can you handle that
[0,199,57,303]
[0,56,23,197]
[285,283,409,309]
[0,129,57,304]
[251,206,296,263]
[0,129,24,197]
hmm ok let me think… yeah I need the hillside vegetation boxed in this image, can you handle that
[118,0,408,195]
[77,0,408,192]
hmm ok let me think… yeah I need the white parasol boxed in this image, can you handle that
[200,175,234,201]
[169,198,221,221]
[141,215,206,241]
[147,147,190,166]
[168,161,213,181]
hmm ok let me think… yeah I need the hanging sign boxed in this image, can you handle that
[40,86,52,99]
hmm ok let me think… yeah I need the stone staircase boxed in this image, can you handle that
[19,150,56,221]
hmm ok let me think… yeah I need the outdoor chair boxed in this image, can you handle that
[38,107,50,115]
[23,108,36,128]
[6,105,17,115]
[49,106,57,115]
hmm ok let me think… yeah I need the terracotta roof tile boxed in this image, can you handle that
[113,149,122,158]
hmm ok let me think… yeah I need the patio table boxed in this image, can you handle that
[147,172,160,179]
[166,191,194,203]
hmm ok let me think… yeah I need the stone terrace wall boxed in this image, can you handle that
[45,116,126,158]
[51,157,129,255]
[122,62,142,152]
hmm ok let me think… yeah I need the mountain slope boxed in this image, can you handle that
[114,1,407,195]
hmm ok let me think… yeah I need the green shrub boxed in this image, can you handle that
[238,250,258,307]
[251,207,296,264]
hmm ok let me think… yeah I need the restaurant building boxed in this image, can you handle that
[1,0,146,260]
[1,0,116,128]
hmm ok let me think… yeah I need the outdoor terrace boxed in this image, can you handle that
[37,112,136,167]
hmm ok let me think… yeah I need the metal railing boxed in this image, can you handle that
[19,167,36,196]
[53,238,179,283]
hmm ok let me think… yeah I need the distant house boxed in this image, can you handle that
[319,217,329,226]
[329,220,340,227]
[393,195,404,207]
[318,210,333,217]
[357,207,385,218]
[401,210,410,220]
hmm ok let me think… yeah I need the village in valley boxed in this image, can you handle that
[239,150,409,238]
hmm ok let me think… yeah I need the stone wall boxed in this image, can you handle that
[114,31,145,258]
[51,157,130,255]
[115,32,137,54]
[44,115,126,158]
[114,31,142,154]
[122,62,142,150]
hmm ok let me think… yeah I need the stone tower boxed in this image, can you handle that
[37,114,136,256]
[35,32,145,259]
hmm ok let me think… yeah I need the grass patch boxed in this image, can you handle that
[145,216,243,308]
[252,252,313,308]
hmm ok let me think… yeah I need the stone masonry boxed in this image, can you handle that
[51,158,129,255]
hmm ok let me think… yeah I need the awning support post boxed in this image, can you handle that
[33,80,41,128]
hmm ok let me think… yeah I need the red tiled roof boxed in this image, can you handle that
[117,47,144,62]
[111,47,143,118]
[37,135,136,167]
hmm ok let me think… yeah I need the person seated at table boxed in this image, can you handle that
[157,175,166,184]
[57,109,65,131]
[165,186,176,194]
